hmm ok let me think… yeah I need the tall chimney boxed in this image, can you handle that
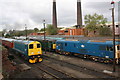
[53,0,57,28]
[77,0,82,27]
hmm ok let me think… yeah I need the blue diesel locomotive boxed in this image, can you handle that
[13,40,43,63]
[56,40,120,63]
[1,38,43,63]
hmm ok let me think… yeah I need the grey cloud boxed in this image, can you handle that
[0,0,119,31]
[83,2,118,22]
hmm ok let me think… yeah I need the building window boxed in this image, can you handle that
[108,25,110,27]
[116,25,119,28]
[64,30,68,33]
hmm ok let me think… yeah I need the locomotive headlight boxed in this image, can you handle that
[105,56,109,58]
[31,52,34,54]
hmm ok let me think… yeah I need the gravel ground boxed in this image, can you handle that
[44,52,120,78]
[43,60,97,78]
[3,48,119,79]
[10,54,45,79]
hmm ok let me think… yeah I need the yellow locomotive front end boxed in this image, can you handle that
[28,41,42,63]
[53,44,56,49]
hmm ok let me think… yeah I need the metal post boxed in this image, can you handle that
[111,1,116,72]
[25,24,27,40]
[43,20,46,54]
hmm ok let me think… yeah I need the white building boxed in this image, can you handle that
[106,22,120,36]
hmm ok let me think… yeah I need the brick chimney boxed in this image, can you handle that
[53,0,57,28]
[77,0,82,27]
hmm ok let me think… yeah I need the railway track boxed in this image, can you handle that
[8,49,119,79]
[43,55,118,78]
[10,50,77,79]
[34,63,77,80]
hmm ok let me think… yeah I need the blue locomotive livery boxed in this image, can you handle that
[1,37,43,63]
[56,39,120,63]
[13,40,42,63]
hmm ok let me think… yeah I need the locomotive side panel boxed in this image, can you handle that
[13,41,28,56]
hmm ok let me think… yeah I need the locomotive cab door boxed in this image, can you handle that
[60,43,63,51]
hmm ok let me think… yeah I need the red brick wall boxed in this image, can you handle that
[29,33,45,36]
[58,28,84,35]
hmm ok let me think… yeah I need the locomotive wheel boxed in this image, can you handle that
[29,59,36,63]
[38,58,43,62]
[65,52,70,55]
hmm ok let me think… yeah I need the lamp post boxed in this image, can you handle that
[43,20,46,54]
[25,24,27,40]
[111,1,116,72]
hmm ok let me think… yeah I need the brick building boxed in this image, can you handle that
[58,28,85,35]
[29,32,45,36]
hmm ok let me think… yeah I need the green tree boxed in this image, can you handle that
[84,13,107,32]
[0,31,2,37]
[34,28,39,32]
[46,24,58,35]
[5,33,11,38]
[98,26,112,36]
[2,29,7,37]
[40,28,46,32]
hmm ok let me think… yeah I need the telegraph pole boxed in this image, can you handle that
[25,24,27,40]
[111,1,116,72]
[43,20,46,54]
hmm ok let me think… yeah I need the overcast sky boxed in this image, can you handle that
[0,0,119,31]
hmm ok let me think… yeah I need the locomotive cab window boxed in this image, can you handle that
[37,44,40,48]
[58,43,61,46]
[117,46,120,50]
[106,46,113,51]
[65,43,67,46]
[29,44,33,49]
